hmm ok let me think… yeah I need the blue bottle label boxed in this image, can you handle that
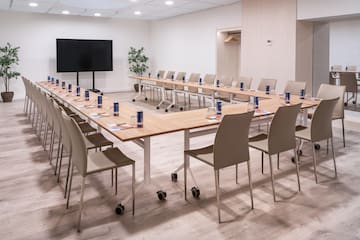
[68,84,72,93]
[240,82,244,90]
[114,102,119,116]
[254,96,259,109]
[157,73,160,79]
[56,79,59,86]
[216,101,222,115]
[85,90,89,101]
[148,72,151,78]
[137,111,143,128]
[48,76,51,82]
[265,85,270,95]
[300,89,305,99]
[97,95,102,108]
[199,78,202,85]
[76,86,80,96]
[216,80,220,87]
[171,75,174,80]
[182,76,185,82]
[51,77,55,84]
[62,81,65,89]
[285,92,290,104]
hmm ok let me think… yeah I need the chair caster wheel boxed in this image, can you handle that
[157,190,167,200]
[115,203,125,215]
[165,109,168,113]
[297,149,303,156]
[180,107,184,111]
[145,97,148,101]
[132,99,135,102]
[171,105,175,108]
[171,173,178,182]
[191,187,200,199]
[156,106,160,110]
[344,103,348,106]
[314,144,321,150]
[353,101,356,104]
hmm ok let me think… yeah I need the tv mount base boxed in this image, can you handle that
[76,71,101,94]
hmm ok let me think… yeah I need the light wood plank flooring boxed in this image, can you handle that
[1,94,360,240]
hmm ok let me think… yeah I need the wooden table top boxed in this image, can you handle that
[38,81,319,142]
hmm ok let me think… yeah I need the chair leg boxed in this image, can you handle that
[247,161,254,209]
[64,155,72,199]
[268,154,276,202]
[326,139,329,155]
[277,153,280,170]
[55,139,62,175]
[132,163,135,216]
[115,168,118,195]
[77,176,86,232]
[331,137,337,178]
[66,163,74,209]
[312,143,319,183]
[214,170,221,223]
[57,145,64,183]
[184,154,188,200]
[293,149,301,192]
[342,119,345,148]
[111,169,114,187]
[261,152,264,174]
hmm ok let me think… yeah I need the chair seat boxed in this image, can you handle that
[85,133,113,149]
[71,114,86,124]
[185,145,214,167]
[295,125,311,141]
[87,147,134,175]
[232,95,250,102]
[249,133,269,153]
[78,123,97,134]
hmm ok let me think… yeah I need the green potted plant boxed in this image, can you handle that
[0,43,20,102]
[128,46,149,92]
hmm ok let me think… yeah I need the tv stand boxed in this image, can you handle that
[90,71,100,93]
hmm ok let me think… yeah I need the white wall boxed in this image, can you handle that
[149,3,241,78]
[329,18,360,70]
[297,0,360,20]
[0,11,150,100]
[241,0,297,92]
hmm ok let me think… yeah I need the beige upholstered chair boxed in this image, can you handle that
[231,76,253,102]
[201,74,217,95]
[258,78,277,92]
[284,81,307,95]
[340,72,357,105]
[186,73,201,93]
[216,76,234,102]
[184,111,255,223]
[296,98,339,183]
[313,84,346,147]
[62,111,135,232]
[249,103,302,202]
[347,65,357,72]
[162,71,177,90]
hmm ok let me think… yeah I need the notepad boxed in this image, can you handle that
[254,109,271,116]
[108,123,134,131]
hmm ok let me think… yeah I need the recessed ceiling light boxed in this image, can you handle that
[28,2,38,7]
[134,11,142,16]
[94,13,101,17]
[62,10,70,15]
[165,1,174,6]
[130,0,138,2]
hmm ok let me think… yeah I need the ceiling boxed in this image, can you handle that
[0,0,241,20]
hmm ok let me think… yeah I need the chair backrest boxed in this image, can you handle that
[176,72,186,81]
[45,96,61,136]
[61,111,87,177]
[311,98,339,142]
[213,111,254,170]
[317,84,345,119]
[258,78,277,91]
[347,65,357,72]
[188,73,201,83]
[53,102,72,152]
[235,76,252,89]
[284,81,306,95]
[219,76,233,87]
[158,70,165,79]
[204,74,216,85]
[332,65,343,72]
[340,72,357,92]
[165,71,175,79]
[329,72,336,85]
[268,103,301,155]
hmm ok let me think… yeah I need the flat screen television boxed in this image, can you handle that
[56,39,113,72]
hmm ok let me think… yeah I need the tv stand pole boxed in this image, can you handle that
[91,71,100,93]
[76,72,79,86]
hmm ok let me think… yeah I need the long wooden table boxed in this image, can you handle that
[37,81,319,201]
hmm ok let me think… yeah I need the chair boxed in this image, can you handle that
[184,111,255,223]
[331,65,343,72]
[340,72,357,105]
[201,74,217,95]
[296,98,339,183]
[176,73,201,109]
[284,81,306,95]
[313,84,346,147]
[258,78,277,92]
[61,111,135,232]
[216,76,234,102]
[249,103,302,202]
[347,65,357,72]
[231,76,253,103]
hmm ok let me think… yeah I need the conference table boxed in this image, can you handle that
[37,80,319,202]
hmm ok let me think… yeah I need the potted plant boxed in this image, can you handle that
[0,43,20,102]
[128,46,149,92]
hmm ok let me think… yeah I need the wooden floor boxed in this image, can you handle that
[1,94,360,240]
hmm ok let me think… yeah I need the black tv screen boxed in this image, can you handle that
[56,39,113,72]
